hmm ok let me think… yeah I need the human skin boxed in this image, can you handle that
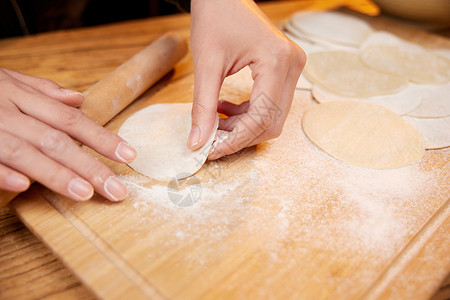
[0,0,305,201]
[188,0,306,159]
[0,69,135,201]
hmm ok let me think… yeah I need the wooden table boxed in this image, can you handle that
[0,1,449,299]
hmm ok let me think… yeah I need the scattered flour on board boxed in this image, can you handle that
[115,89,449,297]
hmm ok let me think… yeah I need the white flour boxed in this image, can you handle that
[118,91,448,257]
[109,90,449,298]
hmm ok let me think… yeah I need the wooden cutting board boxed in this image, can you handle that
[9,9,450,300]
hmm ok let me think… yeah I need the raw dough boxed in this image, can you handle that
[311,84,423,115]
[361,31,411,49]
[361,46,450,84]
[434,48,450,60]
[289,11,373,47]
[403,116,450,149]
[304,51,409,97]
[360,32,450,84]
[283,31,323,90]
[297,75,313,90]
[284,31,327,55]
[406,83,450,118]
[302,101,424,169]
[284,20,355,51]
[118,103,219,181]
[220,67,253,103]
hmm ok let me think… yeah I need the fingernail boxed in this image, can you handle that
[61,88,84,97]
[5,173,30,191]
[104,176,127,201]
[187,125,201,149]
[115,142,137,163]
[68,178,94,201]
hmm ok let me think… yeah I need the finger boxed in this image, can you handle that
[227,69,299,148]
[7,86,136,164]
[209,57,290,159]
[208,111,272,160]
[218,114,244,131]
[1,114,128,201]
[0,164,30,192]
[189,57,224,150]
[211,44,305,160]
[0,129,94,201]
[1,68,84,107]
[217,100,250,116]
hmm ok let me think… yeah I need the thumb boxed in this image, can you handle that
[188,63,223,150]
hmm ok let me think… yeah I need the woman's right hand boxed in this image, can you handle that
[0,68,136,201]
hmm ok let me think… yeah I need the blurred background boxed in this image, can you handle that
[1,0,276,38]
[1,0,449,38]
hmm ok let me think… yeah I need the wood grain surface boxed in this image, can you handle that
[0,1,449,299]
[0,33,188,207]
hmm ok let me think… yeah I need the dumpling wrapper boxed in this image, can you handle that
[290,11,373,47]
[434,48,450,60]
[284,31,324,90]
[403,116,450,150]
[361,46,450,84]
[360,32,450,84]
[302,101,424,169]
[284,31,327,55]
[311,84,423,115]
[304,51,409,97]
[361,31,412,49]
[118,103,219,181]
[284,20,355,51]
[406,83,450,118]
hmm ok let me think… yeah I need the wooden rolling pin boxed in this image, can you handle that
[0,32,188,207]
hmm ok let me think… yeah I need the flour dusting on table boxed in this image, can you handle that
[108,90,449,298]
[57,81,448,300]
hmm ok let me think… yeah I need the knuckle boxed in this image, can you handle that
[59,106,83,127]
[261,114,273,129]
[271,41,294,66]
[39,130,71,154]
[38,78,58,90]
[265,125,283,139]
[192,101,209,115]
[95,127,116,147]
[45,166,68,188]
[298,47,307,64]
[191,101,217,125]
[293,46,307,71]
[0,134,26,161]
[85,161,113,187]
[253,112,273,130]
[0,77,21,92]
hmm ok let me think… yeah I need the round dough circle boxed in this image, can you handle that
[361,45,450,84]
[118,103,218,181]
[311,83,423,115]
[304,51,409,97]
[406,83,450,118]
[302,101,424,169]
[290,11,373,47]
[403,116,450,150]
